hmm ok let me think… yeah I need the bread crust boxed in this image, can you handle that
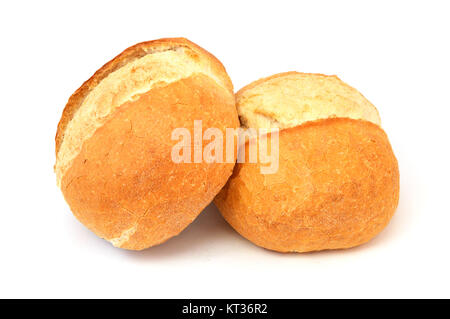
[56,39,238,250]
[215,72,398,253]
[215,118,399,252]
[55,37,233,157]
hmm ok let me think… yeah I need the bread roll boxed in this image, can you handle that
[55,38,239,250]
[214,72,399,253]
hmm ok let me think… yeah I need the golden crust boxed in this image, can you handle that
[215,118,399,252]
[56,39,238,250]
[62,74,238,250]
[55,37,233,157]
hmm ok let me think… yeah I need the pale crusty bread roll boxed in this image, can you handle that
[215,72,399,253]
[55,38,239,250]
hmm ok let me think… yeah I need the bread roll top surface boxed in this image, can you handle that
[236,72,381,130]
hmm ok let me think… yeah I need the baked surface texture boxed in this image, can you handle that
[56,38,238,250]
[215,73,399,253]
[236,72,380,130]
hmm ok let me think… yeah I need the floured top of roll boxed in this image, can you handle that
[236,72,381,130]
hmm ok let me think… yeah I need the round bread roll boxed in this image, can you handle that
[55,38,239,250]
[214,72,399,253]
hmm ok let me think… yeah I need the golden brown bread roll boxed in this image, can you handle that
[55,38,239,250]
[214,72,399,253]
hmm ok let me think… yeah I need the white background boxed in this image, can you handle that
[1,0,449,298]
